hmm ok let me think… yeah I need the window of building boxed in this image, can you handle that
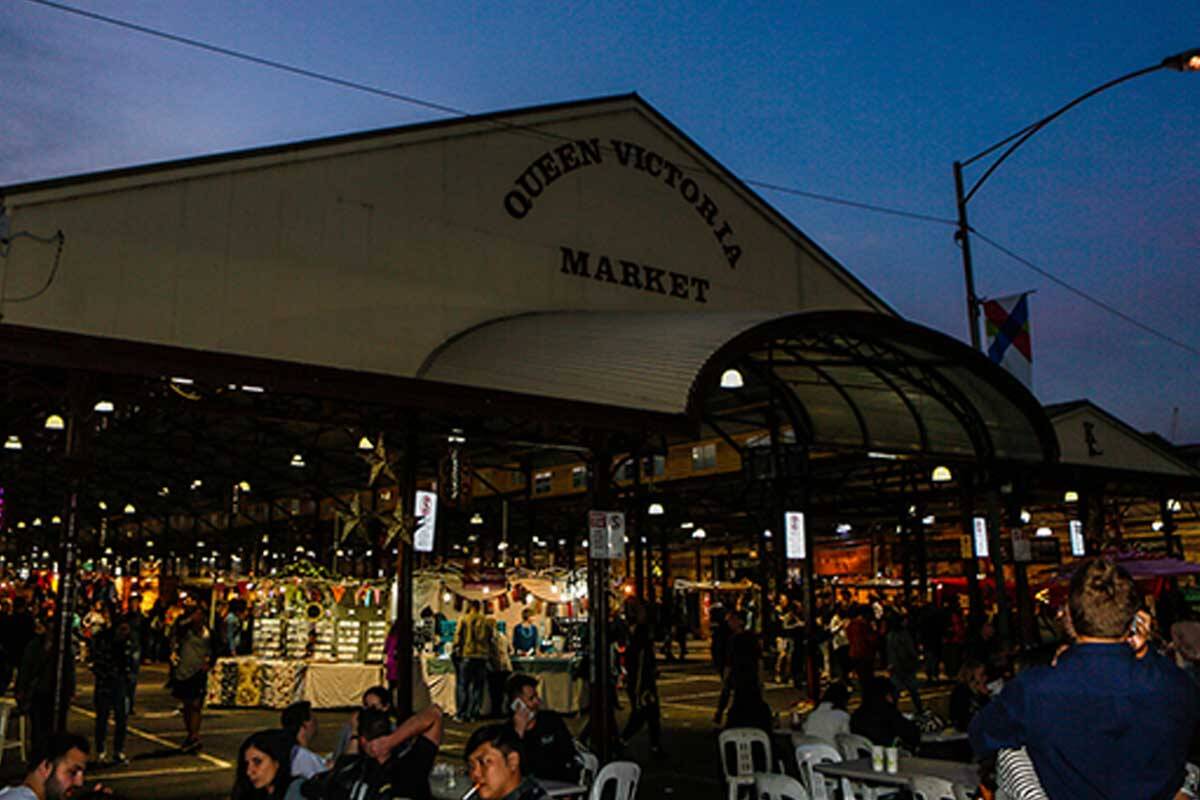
[615,460,635,482]
[571,466,588,489]
[534,472,552,495]
[642,454,666,477]
[691,443,717,471]
[510,470,526,488]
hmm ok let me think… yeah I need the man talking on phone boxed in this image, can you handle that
[504,674,581,783]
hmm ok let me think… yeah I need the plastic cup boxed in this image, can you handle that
[885,746,899,774]
[871,745,885,772]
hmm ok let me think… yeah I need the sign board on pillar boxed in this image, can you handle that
[588,510,626,560]
[1069,520,1086,557]
[413,490,438,552]
[972,517,990,558]
[1011,528,1032,563]
[785,511,806,559]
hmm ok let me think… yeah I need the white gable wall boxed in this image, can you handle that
[1053,407,1195,478]
[1,100,889,379]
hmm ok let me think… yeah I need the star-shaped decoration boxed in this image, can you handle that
[380,502,415,549]
[335,493,369,545]
[361,435,399,487]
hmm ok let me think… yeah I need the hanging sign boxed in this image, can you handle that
[413,490,438,552]
[1069,520,1086,557]
[785,511,806,560]
[1011,528,1032,563]
[588,510,626,560]
[972,517,990,558]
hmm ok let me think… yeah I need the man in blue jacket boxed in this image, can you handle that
[970,558,1199,800]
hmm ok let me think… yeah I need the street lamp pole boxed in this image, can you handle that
[953,49,1199,350]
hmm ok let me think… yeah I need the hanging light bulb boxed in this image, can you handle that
[4,436,22,451]
[123,503,135,514]
[44,414,65,430]
[358,436,374,451]
[290,453,306,468]
[720,368,744,389]
[94,400,114,413]
[648,502,664,516]
[931,466,952,483]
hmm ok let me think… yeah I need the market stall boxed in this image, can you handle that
[206,569,391,709]
[413,568,588,715]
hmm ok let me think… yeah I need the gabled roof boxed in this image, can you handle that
[1,93,893,316]
[1046,399,1200,478]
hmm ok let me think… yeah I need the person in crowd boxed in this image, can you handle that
[308,705,442,800]
[802,682,851,743]
[1,598,36,697]
[488,621,513,720]
[512,608,539,657]
[0,732,93,800]
[170,603,212,753]
[709,595,729,677]
[618,599,663,756]
[382,620,405,711]
[281,701,328,780]
[464,724,548,800]
[846,605,878,690]
[828,604,851,681]
[884,611,924,714]
[943,602,967,679]
[773,597,796,685]
[917,600,947,683]
[224,599,246,657]
[90,612,137,764]
[850,676,920,752]
[123,599,144,715]
[505,674,580,783]
[1171,620,1200,689]
[671,595,689,661]
[453,601,494,722]
[16,615,74,757]
[231,729,302,800]
[331,686,392,760]
[971,558,1199,799]
[716,610,772,733]
[948,660,990,733]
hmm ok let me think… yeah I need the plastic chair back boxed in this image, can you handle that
[719,727,773,799]
[793,742,843,800]
[834,732,874,762]
[588,760,640,800]
[753,771,810,800]
[912,776,965,800]
[0,701,25,766]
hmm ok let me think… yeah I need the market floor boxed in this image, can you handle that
[0,656,955,799]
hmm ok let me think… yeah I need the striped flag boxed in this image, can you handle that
[983,293,1033,389]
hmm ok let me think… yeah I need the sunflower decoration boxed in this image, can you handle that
[362,435,399,487]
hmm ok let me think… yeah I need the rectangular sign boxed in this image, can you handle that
[588,510,626,560]
[785,511,806,559]
[814,543,870,576]
[972,517,989,559]
[413,489,438,552]
[1069,520,1085,557]
[1011,529,1032,563]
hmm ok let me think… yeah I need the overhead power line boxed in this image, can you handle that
[21,0,1198,360]
[971,229,1200,358]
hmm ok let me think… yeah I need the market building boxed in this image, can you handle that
[1,95,1194,753]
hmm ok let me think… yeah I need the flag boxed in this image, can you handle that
[983,293,1033,388]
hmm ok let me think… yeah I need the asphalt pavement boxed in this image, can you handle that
[0,652,955,799]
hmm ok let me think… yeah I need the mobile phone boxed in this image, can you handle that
[511,698,527,714]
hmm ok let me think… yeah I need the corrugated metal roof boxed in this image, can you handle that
[419,310,782,415]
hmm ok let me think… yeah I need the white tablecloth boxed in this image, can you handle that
[302,662,387,708]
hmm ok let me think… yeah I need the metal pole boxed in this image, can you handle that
[53,385,88,730]
[954,161,982,351]
[586,437,614,763]
[394,424,418,720]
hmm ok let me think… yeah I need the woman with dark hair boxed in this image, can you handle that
[232,730,300,800]
[802,682,851,743]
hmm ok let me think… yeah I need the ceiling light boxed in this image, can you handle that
[190,479,203,490]
[358,436,373,451]
[648,502,664,516]
[94,400,114,413]
[692,528,707,540]
[763,529,772,539]
[470,513,483,525]
[1168,499,1182,513]
[1152,519,1164,532]
[44,414,65,430]
[158,486,170,497]
[922,515,936,526]
[681,521,695,530]
[836,523,852,534]
[98,501,108,510]
[240,385,264,393]
[51,515,61,524]
[867,451,898,460]
[16,522,25,529]
[2,435,23,452]
[931,466,952,483]
[238,480,251,492]
[720,368,744,389]
[290,453,306,468]
[1063,490,1079,503]
[170,376,194,386]
[32,518,42,527]
[1035,527,1052,537]
[123,504,135,514]
[1020,509,1032,524]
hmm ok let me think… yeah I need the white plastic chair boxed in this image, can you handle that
[573,740,600,789]
[911,776,975,800]
[793,742,854,800]
[719,728,773,800]
[754,772,810,800]
[588,760,640,800]
[834,732,874,762]
[0,700,26,766]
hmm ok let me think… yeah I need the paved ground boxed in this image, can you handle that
[0,651,958,799]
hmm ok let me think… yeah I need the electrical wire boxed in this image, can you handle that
[0,230,65,303]
[971,229,1200,359]
[19,0,1197,361]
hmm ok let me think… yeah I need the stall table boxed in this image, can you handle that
[419,654,583,717]
[207,656,385,709]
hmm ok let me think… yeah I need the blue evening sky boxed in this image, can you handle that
[2,1,1198,441]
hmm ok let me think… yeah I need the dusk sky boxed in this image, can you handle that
[3,1,1198,441]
